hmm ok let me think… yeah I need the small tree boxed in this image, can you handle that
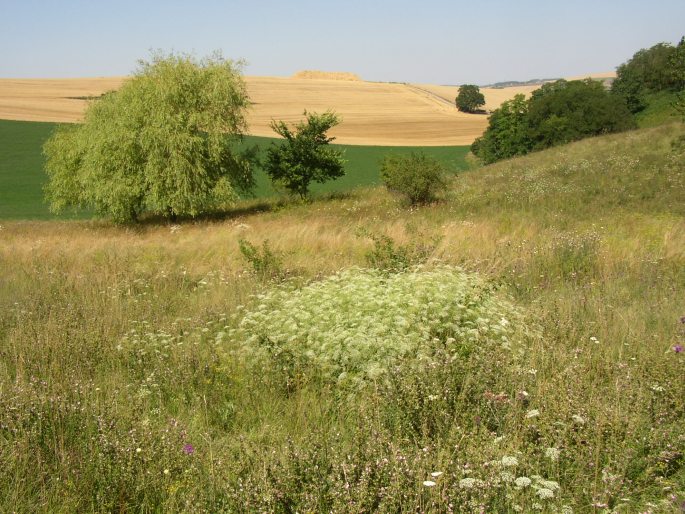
[380,152,447,205]
[44,52,254,223]
[265,111,345,199]
[455,84,486,113]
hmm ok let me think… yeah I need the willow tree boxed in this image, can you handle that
[44,52,254,223]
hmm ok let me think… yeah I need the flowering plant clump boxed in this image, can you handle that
[232,266,531,386]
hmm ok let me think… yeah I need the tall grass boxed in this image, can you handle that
[0,123,684,512]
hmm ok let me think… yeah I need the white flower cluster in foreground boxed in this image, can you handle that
[234,266,530,385]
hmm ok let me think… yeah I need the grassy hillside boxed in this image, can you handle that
[635,91,683,128]
[0,123,684,512]
[0,119,468,220]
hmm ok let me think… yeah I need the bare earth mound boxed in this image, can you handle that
[292,70,361,81]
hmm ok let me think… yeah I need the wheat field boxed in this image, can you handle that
[0,74,571,146]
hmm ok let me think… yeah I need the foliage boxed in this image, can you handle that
[43,52,254,223]
[265,111,346,199]
[612,38,685,113]
[1,123,685,512]
[238,238,285,281]
[472,81,635,164]
[471,94,531,164]
[380,151,448,205]
[526,79,635,150]
[358,227,442,272]
[0,120,471,220]
[233,266,530,387]
[455,84,486,113]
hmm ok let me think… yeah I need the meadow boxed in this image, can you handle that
[0,119,469,220]
[1,122,683,512]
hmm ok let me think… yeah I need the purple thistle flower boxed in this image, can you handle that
[183,443,195,455]
[674,344,683,354]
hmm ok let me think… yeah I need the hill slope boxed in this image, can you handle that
[1,123,683,512]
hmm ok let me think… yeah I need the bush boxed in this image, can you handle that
[380,152,447,205]
[358,228,442,272]
[238,239,285,281]
[232,266,531,388]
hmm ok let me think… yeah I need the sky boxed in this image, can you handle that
[1,0,684,85]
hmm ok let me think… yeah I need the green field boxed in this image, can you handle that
[0,119,469,220]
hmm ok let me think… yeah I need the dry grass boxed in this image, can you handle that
[1,124,684,511]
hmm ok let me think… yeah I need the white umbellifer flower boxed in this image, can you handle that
[136,447,142,453]
[163,469,170,475]
[500,471,515,483]
[590,336,598,343]
[525,409,540,418]
[430,471,443,478]
[538,479,560,491]
[459,478,477,489]
[501,456,519,467]
[572,414,585,425]
[536,488,555,499]
[515,476,532,488]
[560,506,573,514]
[423,480,436,487]
[545,447,561,461]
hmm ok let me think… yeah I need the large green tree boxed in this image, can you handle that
[612,41,683,113]
[527,79,635,150]
[455,84,486,113]
[471,94,531,164]
[265,111,345,199]
[44,52,254,223]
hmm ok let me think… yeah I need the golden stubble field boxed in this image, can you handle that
[0,72,614,146]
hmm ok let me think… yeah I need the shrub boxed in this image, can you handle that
[232,266,531,388]
[238,239,285,281]
[358,228,442,272]
[380,152,448,205]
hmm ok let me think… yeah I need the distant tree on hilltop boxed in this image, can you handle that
[455,85,486,113]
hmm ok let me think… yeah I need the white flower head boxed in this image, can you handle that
[515,476,532,488]
[545,447,561,461]
[525,409,540,419]
[501,456,519,467]
[536,487,555,499]
[572,414,585,425]
[500,471,515,483]
[423,480,437,487]
[430,471,443,478]
[459,477,477,489]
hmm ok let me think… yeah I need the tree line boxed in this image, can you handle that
[469,36,685,164]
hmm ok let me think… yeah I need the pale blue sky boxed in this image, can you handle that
[1,0,683,84]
